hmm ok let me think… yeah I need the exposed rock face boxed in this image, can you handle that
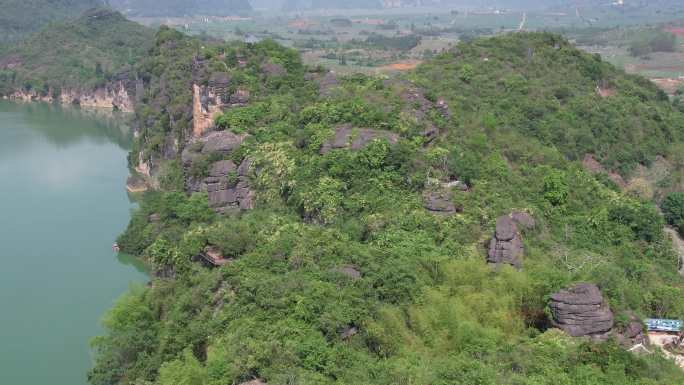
[238,380,267,385]
[510,211,536,230]
[340,326,359,340]
[318,71,339,96]
[261,62,286,77]
[201,131,245,154]
[189,157,254,213]
[616,317,648,347]
[332,265,362,280]
[182,131,248,167]
[320,124,399,154]
[8,79,137,112]
[192,74,251,137]
[181,130,253,212]
[192,83,217,137]
[396,82,449,143]
[423,189,457,214]
[549,283,614,338]
[581,154,626,188]
[487,215,524,269]
[0,55,22,70]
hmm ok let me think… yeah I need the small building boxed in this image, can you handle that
[645,319,683,333]
[198,246,232,267]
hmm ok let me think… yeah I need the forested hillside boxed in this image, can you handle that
[0,0,103,43]
[83,28,684,385]
[0,8,154,98]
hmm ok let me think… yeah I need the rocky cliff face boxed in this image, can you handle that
[192,72,250,137]
[182,130,254,212]
[5,78,138,112]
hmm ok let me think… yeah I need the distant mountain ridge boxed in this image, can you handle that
[0,7,155,105]
[0,0,104,43]
[106,0,253,16]
[282,0,383,11]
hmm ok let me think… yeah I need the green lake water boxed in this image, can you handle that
[0,101,148,385]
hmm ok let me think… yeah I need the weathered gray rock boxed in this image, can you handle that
[487,215,523,269]
[238,380,267,385]
[261,62,286,76]
[319,71,339,96]
[162,134,178,159]
[320,125,399,154]
[229,88,250,105]
[201,131,245,154]
[549,283,614,338]
[615,315,648,347]
[209,160,237,177]
[237,157,252,176]
[340,326,358,340]
[332,265,362,280]
[511,211,536,230]
[423,189,457,214]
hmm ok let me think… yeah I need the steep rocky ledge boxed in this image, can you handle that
[4,77,140,112]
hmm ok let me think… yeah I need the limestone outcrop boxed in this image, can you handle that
[487,215,524,269]
[423,189,457,214]
[182,131,247,167]
[8,78,138,112]
[396,82,450,143]
[182,130,253,212]
[549,283,614,338]
[261,62,286,77]
[238,380,266,385]
[320,124,399,154]
[615,316,648,347]
[332,265,362,280]
[191,73,250,137]
[510,211,536,229]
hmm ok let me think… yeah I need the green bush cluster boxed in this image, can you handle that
[90,32,684,385]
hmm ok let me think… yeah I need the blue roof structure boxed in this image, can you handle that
[645,318,683,332]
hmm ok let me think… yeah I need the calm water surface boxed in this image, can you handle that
[0,101,147,385]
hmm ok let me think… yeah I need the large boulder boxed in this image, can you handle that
[423,189,457,214]
[615,314,648,347]
[510,211,536,230]
[487,215,524,269]
[549,283,614,338]
[331,265,362,280]
[239,380,266,385]
[201,131,245,154]
[320,124,399,154]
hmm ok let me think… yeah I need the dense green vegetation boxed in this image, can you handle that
[0,8,154,96]
[0,0,103,43]
[662,192,684,235]
[628,29,677,57]
[83,29,684,385]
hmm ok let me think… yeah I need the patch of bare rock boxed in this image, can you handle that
[487,212,534,269]
[549,283,614,339]
[183,130,254,212]
[319,124,399,154]
[581,154,626,188]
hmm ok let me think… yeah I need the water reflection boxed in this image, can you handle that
[0,101,134,150]
[116,252,150,275]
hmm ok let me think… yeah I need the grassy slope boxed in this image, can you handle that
[0,0,103,43]
[0,8,154,94]
[87,30,684,385]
